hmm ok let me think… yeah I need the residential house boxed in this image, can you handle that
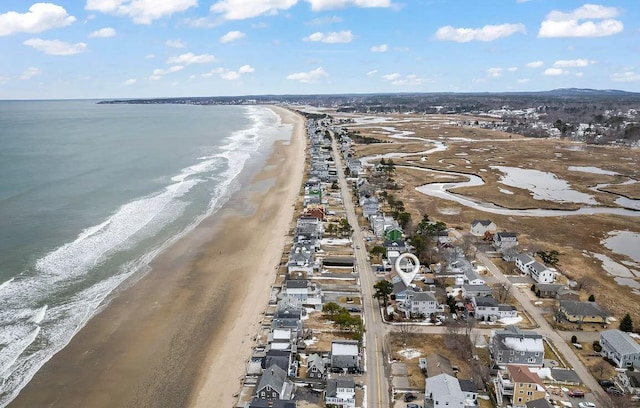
[331,340,359,369]
[618,370,640,395]
[470,219,497,237]
[558,300,609,324]
[493,232,518,252]
[532,284,564,299]
[303,206,325,221]
[464,268,485,286]
[359,196,379,218]
[495,365,547,408]
[526,262,555,284]
[600,329,640,369]
[369,214,401,239]
[306,353,327,379]
[255,364,293,400]
[458,379,478,404]
[346,158,362,175]
[247,398,297,408]
[287,246,314,274]
[515,253,536,275]
[283,279,321,307]
[405,290,443,318]
[462,284,493,299]
[424,373,466,408]
[325,377,356,408]
[263,350,295,376]
[490,326,544,369]
[272,309,303,335]
[392,280,409,302]
[525,398,554,408]
[268,329,295,352]
[471,296,517,321]
[425,353,454,377]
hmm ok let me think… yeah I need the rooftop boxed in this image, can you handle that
[601,329,640,355]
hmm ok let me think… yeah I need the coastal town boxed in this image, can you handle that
[234,109,640,408]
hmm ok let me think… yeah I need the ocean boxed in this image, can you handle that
[0,100,288,406]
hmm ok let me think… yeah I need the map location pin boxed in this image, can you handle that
[395,253,421,286]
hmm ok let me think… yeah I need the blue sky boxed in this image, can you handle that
[1,1,639,99]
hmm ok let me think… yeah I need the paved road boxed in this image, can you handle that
[333,136,391,408]
[477,253,611,406]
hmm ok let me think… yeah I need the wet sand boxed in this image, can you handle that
[9,106,306,408]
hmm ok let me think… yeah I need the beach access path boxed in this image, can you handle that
[9,106,306,408]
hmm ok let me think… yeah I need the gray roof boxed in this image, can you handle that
[285,279,308,289]
[528,261,549,274]
[471,219,493,227]
[326,377,355,397]
[626,370,640,387]
[407,290,436,302]
[535,283,563,292]
[458,379,477,393]
[425,373,464,401]
[249,398,296,408]
[498,304,516,312]
[601,329,640,355]
[307,353,326,373]
[516,253,535,264]
[496,232,518,238]
[475,297,499,307]
[463,284,492,293]
[465,268,482,281]
[560,300,609,317]
[426,353,453,377]
[256,364,287,394]
[550,368,582,384]
[525,399,554,408]
[393,280,408,295]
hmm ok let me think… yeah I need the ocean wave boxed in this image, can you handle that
[0,105,283,406]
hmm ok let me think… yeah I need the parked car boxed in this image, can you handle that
[606,387,623,395]
[406,404,422,408]
[568,390,585,397]
[403,392,417,402]
[578,403,596,408]
[598,380,614,388]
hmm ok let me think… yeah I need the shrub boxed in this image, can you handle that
[571,335,578,344]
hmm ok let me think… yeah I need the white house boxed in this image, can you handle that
[405,290,444,318]
[326,378,356,407]
[425,373,467,408]
[618,370,640,396]
[464,268,485,286]
[471,297,517,321]
[515,253,536,274]
[526,262,555,284]
[331,340,360,369]
[470,219,497,237]
[600,329,640,369]
[493,232,518,252]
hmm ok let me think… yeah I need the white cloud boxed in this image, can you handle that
[149,65,184,80]
[286,67,329,83]
[86,0,197,24]
[145,54,155,59]
[435,23,525,42]
[89,27,116,38]
[238,64,255,73]
[221,71,240,80]
[220,30,246,43]
[370,44,388,52]
[0,3,76,36]
[20,67,41,80]
[167,52,216,65]
[486,67,503,78]
[210,0,298,20]
[611,71,640,82]
[544,67,568,76]
[526,60,544,68]
[366,69,378,77]
[538,4,623,38]
[304,30,353,43]
[0,76,9,86]
[23,38,87,55]
[307,15,342,26]
[507,67,518,72]
[382,73,425,86]
[165,40,186,48]
[552,59,594,68]
[305,0,392,11]
[517,78,530,83]
[123,78,136,85]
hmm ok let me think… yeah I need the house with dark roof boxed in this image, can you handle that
[558,300,609,324]
[600,329,640,369]
[462,284,493,299]
[425,353,454,377]
[325,377,356,407]
[618,370,640,395]
[247,398,297,408]
[526,261,555,284]
[255,364,293,400]
[331,340,359,369]
[493,232,518,252]
[525,399,553,408]
[471,296,517,321]
[515,253,536,274]
[458,379,478,404]
[470,219,497,237]
[532,283,564,299]
[495,365,547,408]
[490,326,544,369]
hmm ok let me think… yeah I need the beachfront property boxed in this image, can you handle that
[490,326,544,369]
[254,364,293,401]
[557,300,609,324]
[469,296,517,321]
[493,232,518,252]
[331,340,360,369]
[306,353,328,379]
[470,219,497,237]
[247,398,297,408]
[599,329,640,369]
[494,365,547,408]
[325,377,356,407]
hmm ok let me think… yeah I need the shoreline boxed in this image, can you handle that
[9,106,306,408]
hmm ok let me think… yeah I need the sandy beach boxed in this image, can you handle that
[9,106,306,408]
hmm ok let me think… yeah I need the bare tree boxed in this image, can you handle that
[494,282,513,304]
[460,235,477,259]
[397,323,416,346]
